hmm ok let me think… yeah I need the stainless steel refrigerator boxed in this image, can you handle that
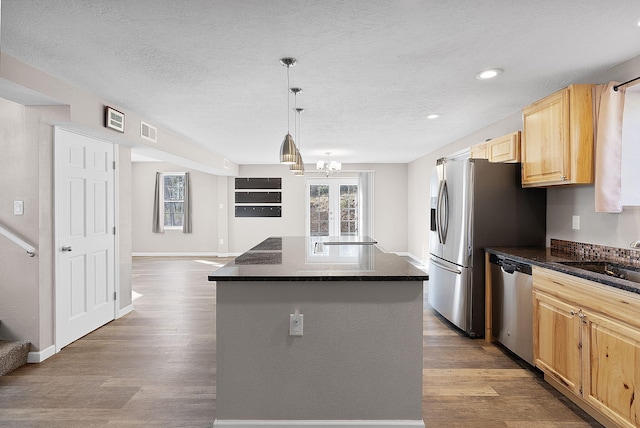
[428,155,546,337]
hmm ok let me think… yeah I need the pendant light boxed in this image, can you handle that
[279,58,298,164]
[289,87,304,175]
[291,107,305,176]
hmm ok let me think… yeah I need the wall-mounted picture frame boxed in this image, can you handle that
[105,106,125,133]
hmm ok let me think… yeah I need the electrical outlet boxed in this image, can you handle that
[572,215,580,230]
[289,312,303,336]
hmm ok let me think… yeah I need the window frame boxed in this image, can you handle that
[162,172,186,230]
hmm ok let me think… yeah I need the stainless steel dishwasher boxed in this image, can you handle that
[489,253,534,365]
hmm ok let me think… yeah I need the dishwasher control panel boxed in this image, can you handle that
[489,253,532,275]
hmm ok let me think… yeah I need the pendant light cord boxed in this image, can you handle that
[286,65,291,134]
[294,91,299,147]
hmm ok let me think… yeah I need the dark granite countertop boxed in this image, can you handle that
[209,236,428,282]
[485,246,640,294]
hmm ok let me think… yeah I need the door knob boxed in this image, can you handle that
[61,245,72,252]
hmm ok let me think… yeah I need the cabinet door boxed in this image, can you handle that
[488,131,520,163]
[522,88,570,186]
[470,142,488,159]
[533,290,582,395]
[582,311,640,428]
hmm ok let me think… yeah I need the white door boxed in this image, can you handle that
[55,128,116,350]
[306,178,358,236]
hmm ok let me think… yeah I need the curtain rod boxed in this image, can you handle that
[614,76,640,91]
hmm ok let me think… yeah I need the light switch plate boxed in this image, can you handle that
[572,215,580,230]
[14,200,24,216]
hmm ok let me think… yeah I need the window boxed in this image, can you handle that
[163,173,185,228]
[339,184,358,236]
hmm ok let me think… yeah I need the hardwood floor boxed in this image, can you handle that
[0,257,602,427]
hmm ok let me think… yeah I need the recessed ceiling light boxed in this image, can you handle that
[427,114,441,120]
[475,68,503,80]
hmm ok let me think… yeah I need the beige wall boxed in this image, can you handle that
[131,162,219,254]
[0,98,42,348]
[408,55,640,264]
[228,163,409,254]
[118,146,133,310]
[407,112,523,264]
[0,52,238,176]
[0,99,69,352]
[0,96,134,353]
[229,164,307,253]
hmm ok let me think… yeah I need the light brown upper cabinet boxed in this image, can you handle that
[470,141,489,160]
[521,84,594,187]
[470,131,521,163]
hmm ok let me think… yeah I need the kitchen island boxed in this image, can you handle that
[209,236,428,428]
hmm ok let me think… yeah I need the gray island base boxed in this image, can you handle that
[209,237,428,428]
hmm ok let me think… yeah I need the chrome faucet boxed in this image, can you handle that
[631,240,640,248]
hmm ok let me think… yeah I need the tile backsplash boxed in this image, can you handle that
[551,239,640,267]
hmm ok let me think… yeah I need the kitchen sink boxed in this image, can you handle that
[557,261,640,284]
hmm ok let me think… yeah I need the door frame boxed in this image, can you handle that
[305,177,359,237]
[53,127,120,352]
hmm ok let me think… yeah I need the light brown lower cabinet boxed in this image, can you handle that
[533,266,640,428]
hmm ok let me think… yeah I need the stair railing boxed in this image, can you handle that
[0,223,36,257]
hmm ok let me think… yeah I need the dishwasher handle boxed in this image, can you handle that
[489,253,532,275]
[501,261,517,274]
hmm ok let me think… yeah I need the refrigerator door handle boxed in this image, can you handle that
[438,180,449,244]
[436,180,444,243]
[430,258,462,275]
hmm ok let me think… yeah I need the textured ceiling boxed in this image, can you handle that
[1,0,639,164]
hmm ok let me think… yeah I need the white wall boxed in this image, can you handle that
[131,162,219,254]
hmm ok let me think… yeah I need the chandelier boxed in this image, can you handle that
[316,152,341,177]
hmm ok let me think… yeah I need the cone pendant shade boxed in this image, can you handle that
[279,133,297,164]
[290,148,304,173]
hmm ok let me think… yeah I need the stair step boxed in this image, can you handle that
[0,340,31,376]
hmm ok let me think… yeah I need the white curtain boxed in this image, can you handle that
[593,82,626,213]
[182,172,192,233]
[152,172,164,233]
[358,171,374,239]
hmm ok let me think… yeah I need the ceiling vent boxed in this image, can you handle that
[140,121,157,143]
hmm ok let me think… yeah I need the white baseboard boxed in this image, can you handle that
[27,345,56,363]
[394,252,428,271]
[132,252,221,257]
[118,303,134,318]
[213,421,425,428]
[132,252,242,258]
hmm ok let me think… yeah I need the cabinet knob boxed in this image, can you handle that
[560,175,567,180]
[570,310,576,315]
[578,312,586,319]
